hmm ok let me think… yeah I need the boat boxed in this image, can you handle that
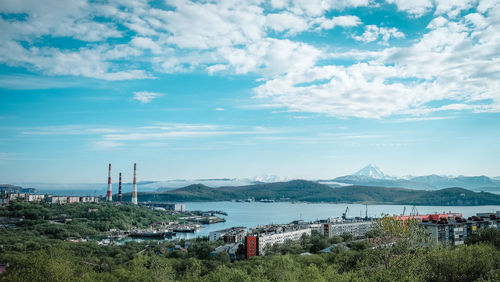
[172,225,200,233]
[129,230,175,238]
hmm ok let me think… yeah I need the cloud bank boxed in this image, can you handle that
[1,0,499,118]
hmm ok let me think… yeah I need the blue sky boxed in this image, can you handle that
[1,0,499,183]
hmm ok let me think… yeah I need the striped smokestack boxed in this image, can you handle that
[106,163,112,202]
[118,172,122,202]
[131,163,138,205]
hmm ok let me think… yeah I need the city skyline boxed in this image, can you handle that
[1,0,500,182]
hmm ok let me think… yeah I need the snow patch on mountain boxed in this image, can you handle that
[352,164,393,179]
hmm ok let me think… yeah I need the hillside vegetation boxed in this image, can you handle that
[1,203,500,281]
[122,180,500,205]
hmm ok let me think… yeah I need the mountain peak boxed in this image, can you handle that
[353,164,389,179]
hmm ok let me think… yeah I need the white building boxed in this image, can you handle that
[309,223,323,233]
[258,228,311,255]
[80,196,99,203]
[7,193,26,201]
[48,196,68,204]
[25,194,45,202]
[322,221,373,238]
[165,203,186,212]
[67,196,80,203]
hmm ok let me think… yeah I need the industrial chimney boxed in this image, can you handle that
[131,163,138,205]
[118,172,122,202]
[106,163,112,202]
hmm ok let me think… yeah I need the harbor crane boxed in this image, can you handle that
[342,206,349,220]
[410,205,419,216]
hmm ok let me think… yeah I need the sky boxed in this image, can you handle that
[0,0,499,183]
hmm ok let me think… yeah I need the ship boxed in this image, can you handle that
[172,224,201,233]
[129,230,176,238]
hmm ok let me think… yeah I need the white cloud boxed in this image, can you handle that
[266,12,310,34]
[207,64,228,75]
[133,91,164,103]
[217,38,322,76]
[353,25,405,43]
[256,4,500,118]
[272,0,371,16]
[434,0,478,18]
[385,0,434,17]
[1,0,500,120]
[130,37,162,54]
[316,15,362,30]
[0,0,366,81]
[0,40,150,80]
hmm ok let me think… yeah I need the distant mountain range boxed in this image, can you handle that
[121,180,500,206]
[319,164,500,192]
[14,176,283,194]
[8,165,500,198]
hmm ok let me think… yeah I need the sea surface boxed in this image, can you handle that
[171,201,500,240]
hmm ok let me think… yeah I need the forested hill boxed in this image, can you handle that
[122,180,500,206]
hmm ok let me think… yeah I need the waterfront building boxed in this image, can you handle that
[322,220,373,238]
[168,203,186,212]
[209,227,247,243]
[145,202,186,212]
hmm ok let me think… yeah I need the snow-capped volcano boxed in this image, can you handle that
[352,164,391,179]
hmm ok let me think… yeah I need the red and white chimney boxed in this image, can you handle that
[131,163,138,205]
[106,163,112,202]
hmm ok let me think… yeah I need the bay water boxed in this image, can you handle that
[172,201,500,239]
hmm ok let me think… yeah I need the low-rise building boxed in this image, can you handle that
[48,196,68,204]
[209,242,244,261]
[7,193,26,201]
[25,194,45,202]
[0,198,8,206]
[80,196,98,203]
[67,196,80,203]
